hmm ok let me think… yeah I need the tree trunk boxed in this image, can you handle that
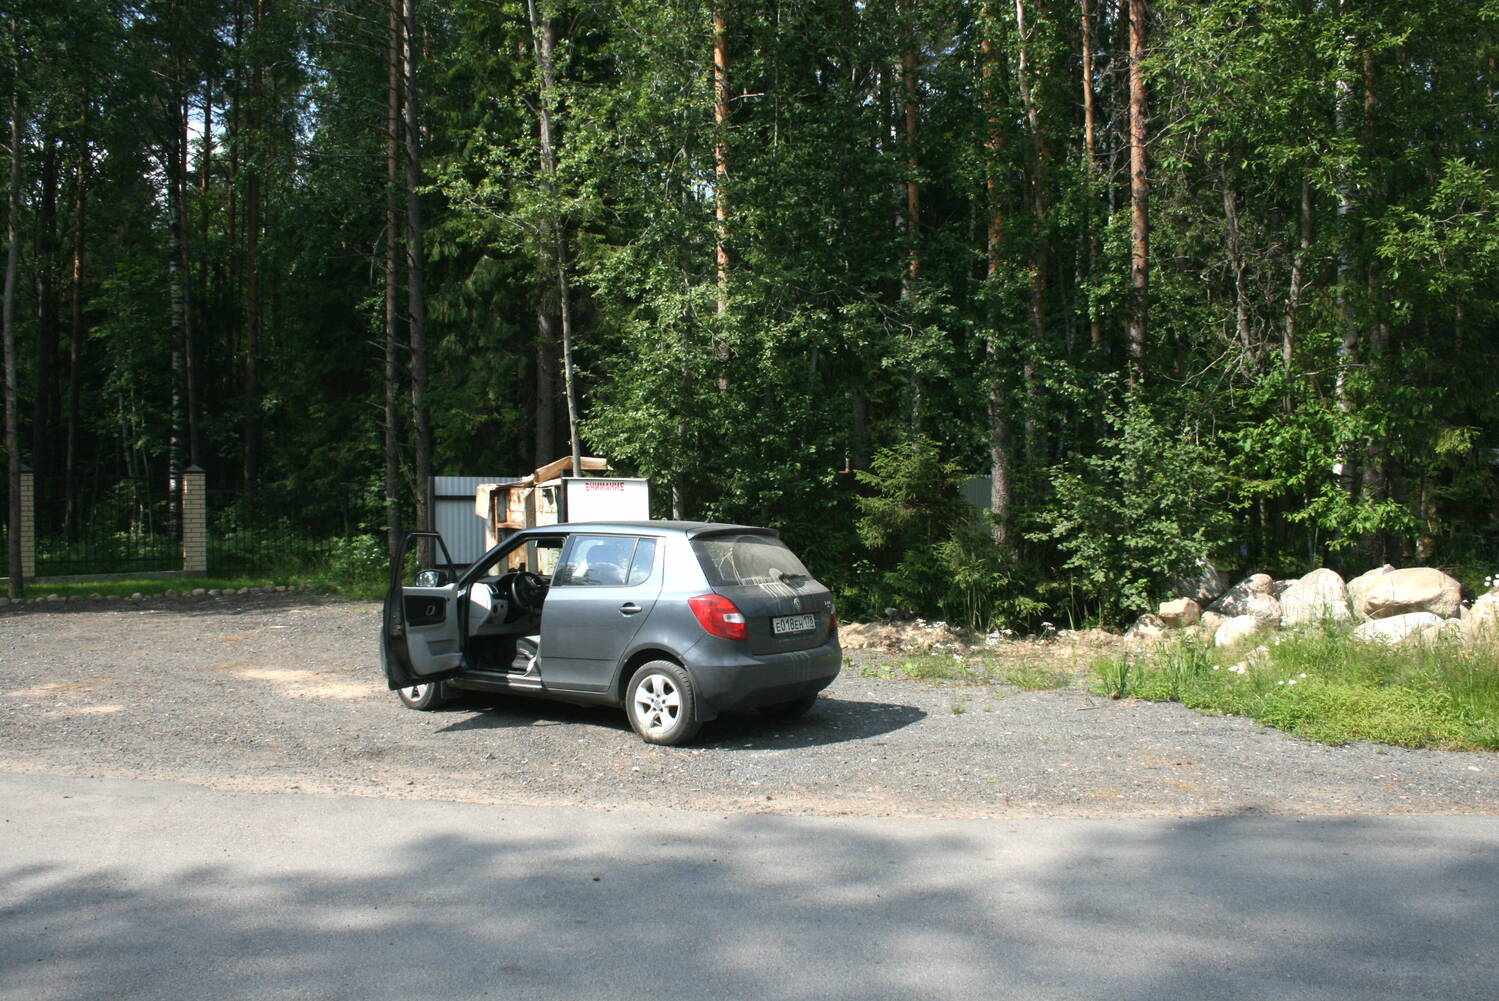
[534,297,557,465]
[850,383,869,472]
[900,36,921,284]
[64,95,88,533]
[403,0,434,540]
[1283,175,1310,380]
[384,0,403,560]
[980,0,1012,549]
[712,3,732,388]
[181,87,200,470]
[32,136,58,488]
[526,0,582,477]
[1013,0,1046,462]
[1332,27,1358,506]
[1126,0,1149,370]
[1080,0,1101,349]
[243,0,264,511]
[167,81,188,533]
[4,82,23,597]
[1221,174,1250,356]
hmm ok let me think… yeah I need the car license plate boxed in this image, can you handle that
[772,613,816,635]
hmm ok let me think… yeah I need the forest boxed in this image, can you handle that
[2,0,1497,624]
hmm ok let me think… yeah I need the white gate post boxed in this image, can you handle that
[182,467,207,574]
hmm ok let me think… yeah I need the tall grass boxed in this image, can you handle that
[1092,628,1499,750]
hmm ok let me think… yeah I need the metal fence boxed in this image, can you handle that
[32,475,180,576]
[204,488,337,575]
[11,475,340,580]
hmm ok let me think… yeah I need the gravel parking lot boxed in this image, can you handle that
[1,593,1495,817]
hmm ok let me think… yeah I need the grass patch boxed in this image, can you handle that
[861,653,981,682]
[1002,664,1072,690]
[857,651,1076,691]
[18,576,295,599]
[1091,629,1499,750]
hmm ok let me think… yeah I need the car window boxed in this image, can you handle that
[553,535,646,587]
[690,533,811,587]
[625,539,657,586]
[483,536,564,578]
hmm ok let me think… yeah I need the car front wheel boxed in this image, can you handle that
[625,661,701,746]
[397,681,449,710]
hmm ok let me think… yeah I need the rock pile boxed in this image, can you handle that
[1139,563,1497,648]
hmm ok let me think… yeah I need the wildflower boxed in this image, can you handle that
[1276,680,1285,685]
[1299,673,1307,678]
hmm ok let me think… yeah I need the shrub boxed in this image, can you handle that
[853,435,1041,631]
[1032,382,1231,625]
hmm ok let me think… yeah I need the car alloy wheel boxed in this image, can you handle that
[397,681,448,710]
[626,661,701,746]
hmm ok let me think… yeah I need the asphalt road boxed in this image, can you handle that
[4,772,1496,1001]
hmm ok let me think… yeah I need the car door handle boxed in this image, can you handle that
[619,602,642,615]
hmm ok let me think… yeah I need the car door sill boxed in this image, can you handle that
[449,669,545,693]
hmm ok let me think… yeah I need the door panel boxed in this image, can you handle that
[540,536,662,692]
[381,532,465,690]
[399,585,464,672]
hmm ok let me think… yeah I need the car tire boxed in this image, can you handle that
[758,694,818,720]
[625,661,702,746]
[397,680,449,710]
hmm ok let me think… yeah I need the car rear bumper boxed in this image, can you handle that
[686,634,842,715]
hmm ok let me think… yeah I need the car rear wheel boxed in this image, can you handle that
[625,661,701,746]
[397,681,449,710]
[758,694,818,720]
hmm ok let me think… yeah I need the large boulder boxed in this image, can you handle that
[1353,567,1462,621]
[1352,611,1444,645]
[1200,610,1229,636]
[1208,575,1283,626]
[1127,613,1167,639]
[1214,614,1263,648]
[1346,564,1395,620]
[1158,597,1202,627]
[1280,568,1352,628]
[1465,592,1499,641]
[1174,560,1230,605]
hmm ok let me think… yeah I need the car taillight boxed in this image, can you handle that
[829,604,838,633]
[689,593,748,641]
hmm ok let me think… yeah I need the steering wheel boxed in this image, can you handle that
[509,571,546,613]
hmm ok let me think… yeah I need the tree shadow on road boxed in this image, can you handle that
[2,791,1494,1001]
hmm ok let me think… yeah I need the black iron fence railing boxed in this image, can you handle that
[10,477,343,580]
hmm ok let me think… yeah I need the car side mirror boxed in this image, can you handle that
[415,569,449,588]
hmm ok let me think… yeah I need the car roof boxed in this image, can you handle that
[520,520,776,539]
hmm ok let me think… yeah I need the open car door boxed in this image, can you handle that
[381,531,465,690]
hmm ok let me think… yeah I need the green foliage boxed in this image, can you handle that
[1094,630,1499,750]
[851,436,1039,630]
[301,535,394,600]
[1033,385,1232,624]
[934,527,1046,633]
[3,0,1497,618]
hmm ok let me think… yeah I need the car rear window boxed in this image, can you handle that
[691,533,812,587]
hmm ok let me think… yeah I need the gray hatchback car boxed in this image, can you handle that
[381,521,841,745]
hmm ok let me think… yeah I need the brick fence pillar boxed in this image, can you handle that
[19,466,35,578]
[182,467,207,574]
